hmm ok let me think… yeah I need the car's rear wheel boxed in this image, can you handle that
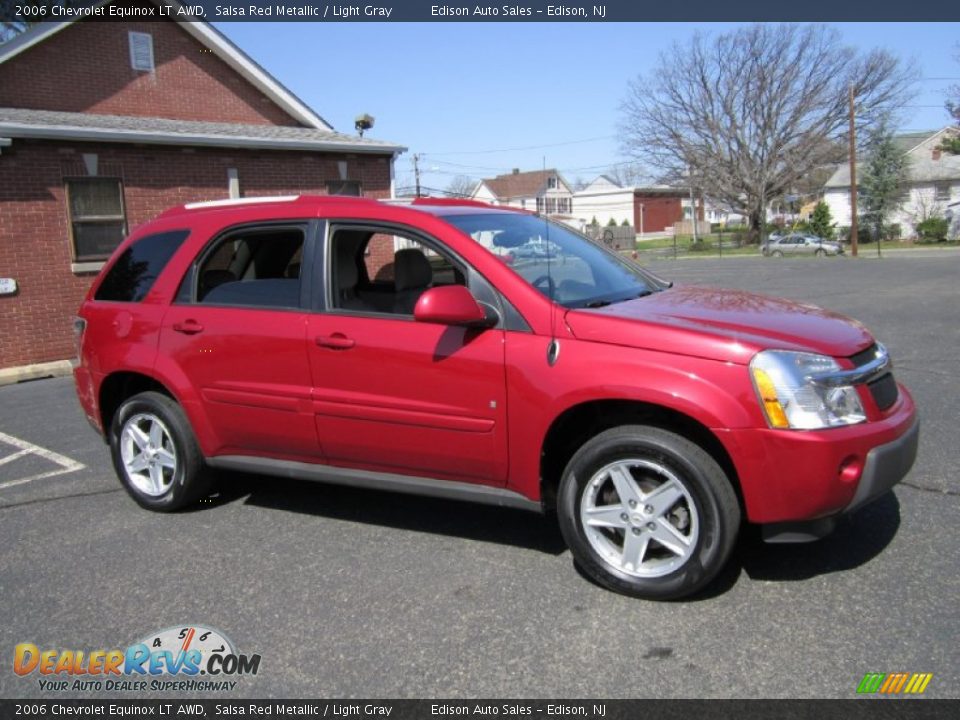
[110,391,212,511]
[557,426,740,600]
[772,250,784,257]
[815,248,825,257]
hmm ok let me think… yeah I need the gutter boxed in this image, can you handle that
[0,123,407,155]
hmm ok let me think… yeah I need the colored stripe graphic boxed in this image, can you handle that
[857,673,886,694]
[857,672,933,694]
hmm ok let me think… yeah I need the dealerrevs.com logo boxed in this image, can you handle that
[13,625,261,692]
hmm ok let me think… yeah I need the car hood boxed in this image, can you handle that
[564,285,874,364]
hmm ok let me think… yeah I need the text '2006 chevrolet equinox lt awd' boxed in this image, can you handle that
[74,195,919,599]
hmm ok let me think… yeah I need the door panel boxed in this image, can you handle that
[162,306,318,459]
[306,315,508,484]
[160,222,320,461]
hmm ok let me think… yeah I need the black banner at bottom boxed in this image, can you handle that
[0,700,957,720]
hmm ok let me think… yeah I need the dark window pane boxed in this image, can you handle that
[195,228,304,308]
[69,179,123,218]
[95,230,190,302]
[326,181,362,196]
[73,222,126,260]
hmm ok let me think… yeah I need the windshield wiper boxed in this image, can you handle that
[583,290,653,309]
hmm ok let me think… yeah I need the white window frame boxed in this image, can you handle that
[129,31,155,72]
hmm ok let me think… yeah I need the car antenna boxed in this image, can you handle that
[543,157,560,367]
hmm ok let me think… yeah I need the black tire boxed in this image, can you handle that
[557,426,740,600]
[815,248,825,257]
[772,250,784,257]
[109,391,213,511]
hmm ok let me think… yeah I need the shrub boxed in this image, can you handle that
[688,240,712,252]
[915,217,949,242]
[621,219,630,227]
[837,225,872,244]
[883,223,902,241]
[607,218,618,227]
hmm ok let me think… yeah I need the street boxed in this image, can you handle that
[1,254,957,699]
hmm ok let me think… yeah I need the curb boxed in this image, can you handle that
[0,359,74,387]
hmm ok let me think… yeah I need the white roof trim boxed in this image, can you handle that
[0,0,333,131]
[0,122,404,154]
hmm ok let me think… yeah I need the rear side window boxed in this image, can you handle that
[94,230,190,302]
[192,226,305,309]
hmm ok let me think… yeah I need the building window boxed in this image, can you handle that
[536,197,544,214]
[935,182,951,201]
[547,177,558,189]
[327,180,362,196]
[66,178,127,262]
[128,32,154,72]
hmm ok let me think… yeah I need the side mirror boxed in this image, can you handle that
[414,285,493,328]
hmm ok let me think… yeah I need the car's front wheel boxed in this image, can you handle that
[557,426,741,600]
[109,391,213,511]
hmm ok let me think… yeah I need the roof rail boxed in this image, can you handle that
[182,195,300,210]
[412,197,495,209]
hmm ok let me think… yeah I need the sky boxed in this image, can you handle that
[216,22,960,195]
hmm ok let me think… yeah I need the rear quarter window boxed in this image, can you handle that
[94,230,190,302]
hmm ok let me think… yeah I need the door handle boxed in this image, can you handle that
[172,320,204,335]
[316,334,355,350]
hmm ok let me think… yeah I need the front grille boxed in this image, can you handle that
[868,372,899,411]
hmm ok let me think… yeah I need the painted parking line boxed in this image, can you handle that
[0,430,85,489]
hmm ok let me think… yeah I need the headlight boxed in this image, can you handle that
[750,350,866,429]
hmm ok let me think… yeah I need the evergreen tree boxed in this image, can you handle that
[859,121,908,243]
[808,202,835,240]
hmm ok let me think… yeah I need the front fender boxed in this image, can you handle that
[503,334,759,499]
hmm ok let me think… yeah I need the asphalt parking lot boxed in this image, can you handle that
[1,253,958,700]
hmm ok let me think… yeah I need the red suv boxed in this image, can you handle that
[73,196,918,599]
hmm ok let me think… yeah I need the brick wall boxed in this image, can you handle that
[0,139,393,369]
[0,9,302,126]
[634,195,683,233]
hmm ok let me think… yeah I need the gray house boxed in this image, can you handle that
[823,127,960,238]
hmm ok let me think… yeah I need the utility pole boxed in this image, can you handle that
[848,85,859,258]
[413,153,422,198]
[688,168,699,244]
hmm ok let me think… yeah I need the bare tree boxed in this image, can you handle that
[604,162,649,188]
[619,24,916,240]
[1,1,76,43]
[943,46,960,154]
[445,174,477,198]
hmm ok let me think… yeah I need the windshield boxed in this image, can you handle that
[443,212,664,308]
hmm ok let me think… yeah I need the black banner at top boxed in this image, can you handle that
[2,0,960,23]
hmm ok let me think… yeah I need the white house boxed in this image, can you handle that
[572,175,635,228]
[824,127,960,238]
[471,168,574,216]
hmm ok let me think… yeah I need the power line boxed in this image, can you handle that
[427,135,615,156]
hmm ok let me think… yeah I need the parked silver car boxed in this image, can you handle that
[761,233,844,257]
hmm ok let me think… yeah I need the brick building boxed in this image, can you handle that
[0,0,405,377]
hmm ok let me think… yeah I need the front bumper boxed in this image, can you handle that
[759,417,919,542]
[720,384,918,530]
